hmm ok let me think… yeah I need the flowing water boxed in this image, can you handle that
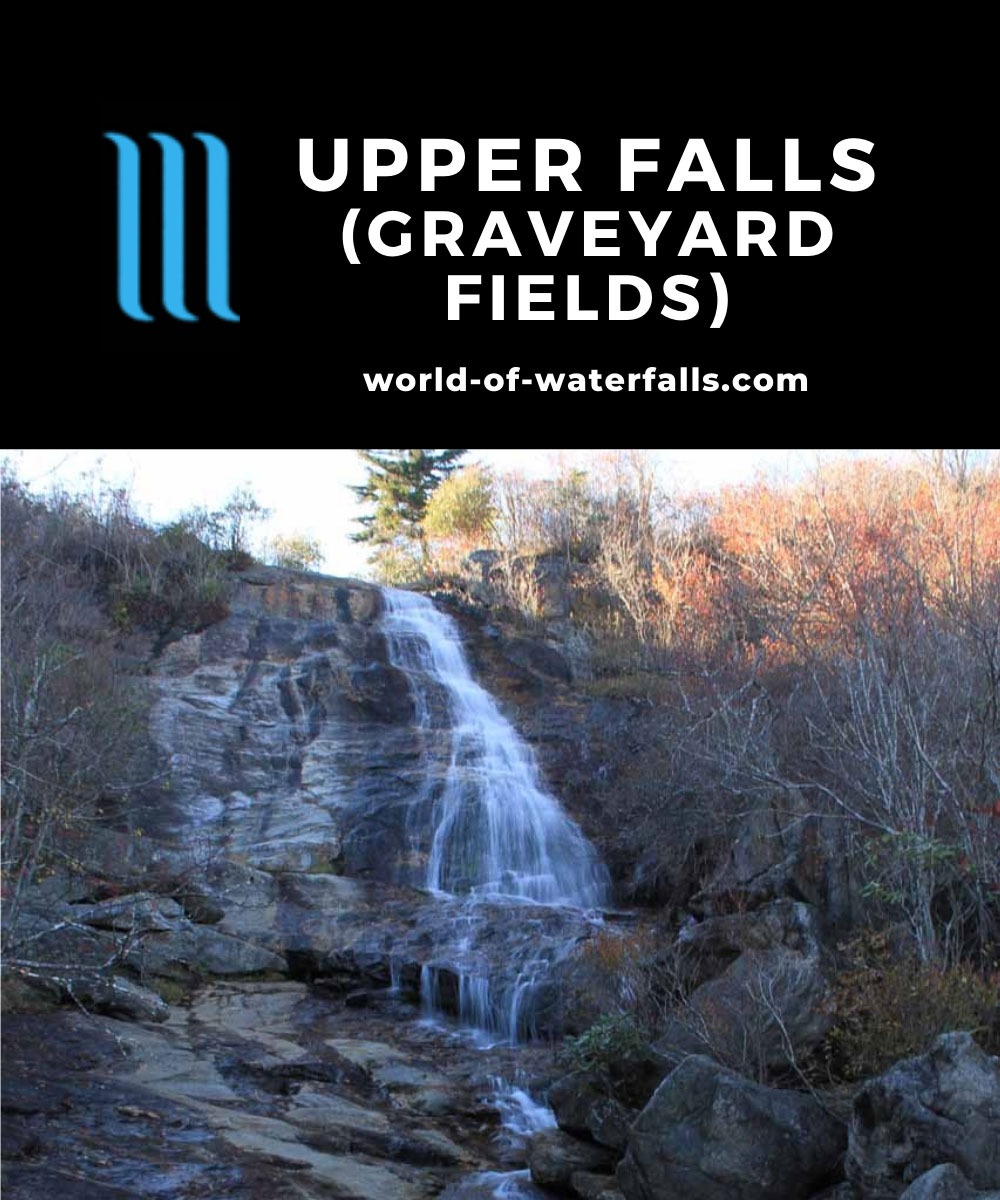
[382,588,608,908]
[489,1073,557,1154]
[382,587,609,1044]
[382,588,611,1190]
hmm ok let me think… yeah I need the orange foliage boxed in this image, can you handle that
[649,459,1000,666]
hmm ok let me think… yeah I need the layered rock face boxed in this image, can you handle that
[130,568,606,1041]
[144,567,414,878]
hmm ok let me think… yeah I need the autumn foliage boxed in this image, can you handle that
[434,453,999,972]
[677,458,1000,668]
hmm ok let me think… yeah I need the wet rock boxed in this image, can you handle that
[1,1121,44,1162]
[898,1164,981,1199]
[528,1127,617,1190]
[325,1038,453,1094]
[618,1055,846,1200]
[143,573,419,883]
[343,659,417,724]
[846,1032,1000,1196]
[407,1086,465,1118]
[1,1011,247,1197]
[64,981,488,1194]
[190,1106,432,1198]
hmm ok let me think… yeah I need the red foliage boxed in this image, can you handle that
[650,459,1000,669]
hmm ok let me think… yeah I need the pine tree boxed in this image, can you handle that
[350,450,466,559]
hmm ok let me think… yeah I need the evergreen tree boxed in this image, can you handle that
[350,450,466,561]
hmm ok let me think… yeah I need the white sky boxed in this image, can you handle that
[3,448,915,579]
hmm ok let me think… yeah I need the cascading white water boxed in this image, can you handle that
[382,587,610,1043]
[489,1074,557,1152]
[378,588,595,1191]
[382,588,608,908]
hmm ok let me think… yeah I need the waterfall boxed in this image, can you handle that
[381,587,609,1042]
[382,588,608,907]
[489,1073,557,1152]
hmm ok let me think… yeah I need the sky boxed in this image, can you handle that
[3,448,915,579]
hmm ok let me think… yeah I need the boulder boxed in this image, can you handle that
[549,1070,633,1151]
[617,1055,846,1200]
[657,945,831,1074]
[677,899,825,983]
[846,1032,1000,1196]
[898,1164,980,1199]
[528,1128,617,1191]
[656,902,832,1074]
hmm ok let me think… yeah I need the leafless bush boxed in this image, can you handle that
[1,475,151,960]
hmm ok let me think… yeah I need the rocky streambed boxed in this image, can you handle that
[3,973,566,1198]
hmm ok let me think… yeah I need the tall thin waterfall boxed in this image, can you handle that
[382,588,608,910]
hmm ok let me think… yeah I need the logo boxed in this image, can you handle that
[104,133,239,322]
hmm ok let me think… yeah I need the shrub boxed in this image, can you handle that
[560,1012,648,1077]
[1,474,151,955]
[265,532,324,571]
[825,930,1000,1079]
[424,465,496,542]
[370,543,425,586]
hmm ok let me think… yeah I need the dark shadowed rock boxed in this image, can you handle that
[129,923,288,980]
[656,901,832,1074]
[65,975,169,1022]
[528,1128,617,1191]
[173,884,226,924]
[847,1032,1000,1196]
[677,898,825,983]
[70,893,185,932]
[503,635,573,682]
[898,1164,980,1199]
[618,1055,846,1200]
[549,1070,633,1151]
[571,1170,626,1200]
